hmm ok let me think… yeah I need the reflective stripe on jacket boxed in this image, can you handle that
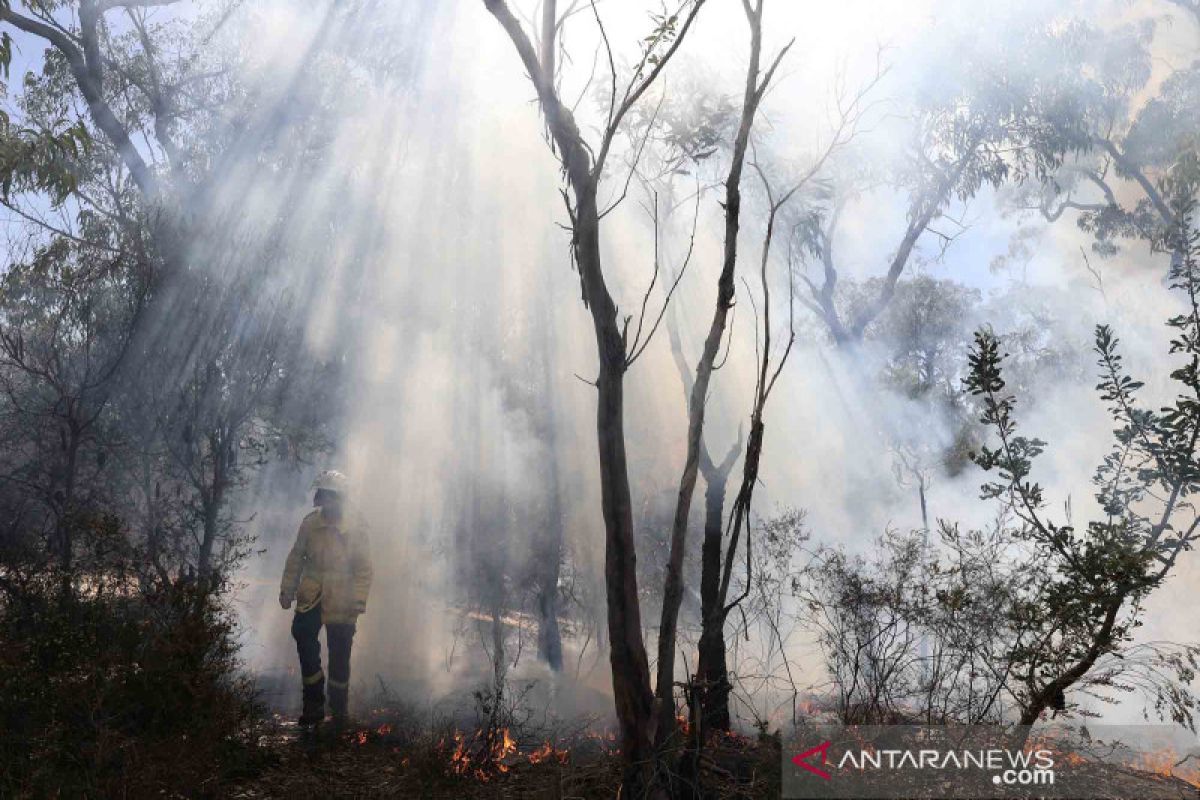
[279,508,373,624]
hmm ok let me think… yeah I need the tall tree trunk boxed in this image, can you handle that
[695,143,804,730]
[198,496,219,582]
[664,287,743,738]
[488,599,508,739]
[197,433,227,583]
[696,462,735,732]
[577,196,656,783]
[481,1,706,789]
[57,423,81,574]
[653,0,787,747]
[534,436,564,672]
[535,302,564,672]
[918,480,929,533]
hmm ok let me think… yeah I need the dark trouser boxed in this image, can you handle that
[291,604,356,718]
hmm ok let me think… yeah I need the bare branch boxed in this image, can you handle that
[594,0,706,177]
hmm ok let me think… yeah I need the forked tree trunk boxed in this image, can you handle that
[576,193,657,782]
[664,299,742,738]
[653,0,787,748]
[695,137,805,730]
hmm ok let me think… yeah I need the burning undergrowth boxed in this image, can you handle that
[230,686,782,799]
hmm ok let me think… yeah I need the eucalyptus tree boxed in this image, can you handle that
[480,0,706,787]
[797,99,1024,345]
[794,4,1103,348]
[0,229,147,573]
[0,2,325,584]
[1002,9,1199,272]
[652,0,792,748]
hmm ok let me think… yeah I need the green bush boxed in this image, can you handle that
[0,573,265,797]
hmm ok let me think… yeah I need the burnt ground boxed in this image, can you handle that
[224,713,779,799]
[220,713,1200,800]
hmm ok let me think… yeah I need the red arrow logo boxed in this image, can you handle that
[791,741,833,780]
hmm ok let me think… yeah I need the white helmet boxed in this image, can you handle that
[310,469,350,495]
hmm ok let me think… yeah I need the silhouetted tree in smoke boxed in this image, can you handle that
[793,16,1088,347]
[0,233,148,574]
[652,0,793,750]
[862,276,981,518]
[0,9,282,788]
[156,295,292,581]
[662,300,741,733]
[996,8,1199,274]
[481,0,706,792]
[0,3,329,584]
[626,6,877,753]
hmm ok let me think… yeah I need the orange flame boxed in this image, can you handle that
[528,740,570,765]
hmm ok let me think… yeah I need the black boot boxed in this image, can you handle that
[299,672,325,725]
[328,681,349,724]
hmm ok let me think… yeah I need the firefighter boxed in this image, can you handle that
[279,470,373,725]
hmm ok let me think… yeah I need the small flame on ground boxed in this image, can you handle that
[435,727,571,780]
[528,740,570,765]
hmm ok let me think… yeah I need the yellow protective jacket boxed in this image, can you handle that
[279,508,373,625]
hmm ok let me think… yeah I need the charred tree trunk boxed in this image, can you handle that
[653,0,789,748]
[695,461,736,732]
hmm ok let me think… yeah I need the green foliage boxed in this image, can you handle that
[0,30,12,81]
[0,117,91,204]
[963,328,1047,507]
[0,572,265,797]
[640,7,685,71]
[961,195,1200,726]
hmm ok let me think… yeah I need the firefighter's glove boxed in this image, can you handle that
[280,594,293,610]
